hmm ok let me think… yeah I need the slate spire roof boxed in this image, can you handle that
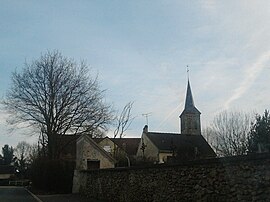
[185,80,194,109]
[181,79,200,115]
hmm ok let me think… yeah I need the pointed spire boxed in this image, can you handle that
[185,79,195,110]
[182,79,200,114]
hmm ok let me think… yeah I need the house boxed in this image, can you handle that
[59,135,140,167]
[137,80,216,163]
[94,137,140,157]
[73,134,116,193]
[75,135,116,170]
[0,165,15,180]
[94,137,140,166]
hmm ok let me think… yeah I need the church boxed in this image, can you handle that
[136,80,216,163]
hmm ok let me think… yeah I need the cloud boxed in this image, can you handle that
[200,0,218,13]
[157,103,182,130]
[224,50,270,109]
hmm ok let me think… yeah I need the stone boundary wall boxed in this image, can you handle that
[74,153,270,201]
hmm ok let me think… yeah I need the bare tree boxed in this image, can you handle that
[203,111,253,157]
[28,143,39,164]
[113,102,134,162]
[14,141,31,174]
[113,101,134,139]
[4,51,113,159]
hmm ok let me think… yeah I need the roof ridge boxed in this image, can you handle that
[147,131,181,135]
[80,135,116,163]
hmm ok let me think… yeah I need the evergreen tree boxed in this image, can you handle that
[248,110,270,153]
[2,144,14,165]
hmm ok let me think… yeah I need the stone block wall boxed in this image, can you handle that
[76,153,270,201]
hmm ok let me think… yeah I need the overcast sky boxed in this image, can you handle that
[1,1,270,147]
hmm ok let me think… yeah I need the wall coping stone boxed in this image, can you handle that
[79,152,270,173]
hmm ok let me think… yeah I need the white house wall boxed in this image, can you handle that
[76,136,115,170]
[136,133,159,162]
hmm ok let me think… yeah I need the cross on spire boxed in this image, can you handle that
[187,65,189,80]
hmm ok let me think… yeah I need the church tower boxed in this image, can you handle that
[180,80,201,135]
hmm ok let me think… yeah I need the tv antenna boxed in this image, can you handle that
[142,112,152,126]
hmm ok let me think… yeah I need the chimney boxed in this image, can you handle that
[143,125,148,133]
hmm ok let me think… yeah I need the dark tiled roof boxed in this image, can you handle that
[93,137,141,156]
[145,132,216,157]
[112,138,141,156]
[60,135,140,158]
[92,138,104,144]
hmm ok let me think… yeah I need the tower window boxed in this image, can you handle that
[194,121,198,129]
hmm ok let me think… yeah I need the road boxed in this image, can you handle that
[37,194,93,202]
[0,186,39,202]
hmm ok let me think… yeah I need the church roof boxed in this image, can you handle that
[145,132,216,157]
[181,80,200,115]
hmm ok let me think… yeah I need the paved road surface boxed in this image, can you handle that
[0,186,39,202]
[0,186,103,202]
[37,194,93,202]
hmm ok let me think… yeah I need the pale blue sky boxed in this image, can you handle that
[1,1,270,147]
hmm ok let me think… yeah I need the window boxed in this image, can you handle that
[87,159,100,170]
[194,120,198,129]
[103,145,111,153]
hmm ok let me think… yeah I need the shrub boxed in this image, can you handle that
[30,158,75,193]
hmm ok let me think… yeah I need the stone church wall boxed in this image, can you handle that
[76,153,270,201]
